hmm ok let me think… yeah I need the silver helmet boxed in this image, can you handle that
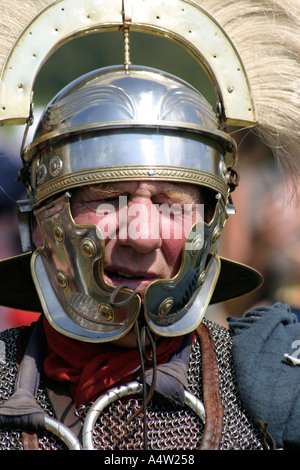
[0,0,271,343]
[20,65,241,342]
[25,66,236,204]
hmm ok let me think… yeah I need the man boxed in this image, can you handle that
[0,0,300,451]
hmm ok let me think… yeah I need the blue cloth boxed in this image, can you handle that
[228,303,300,449]
[291,307,300,322]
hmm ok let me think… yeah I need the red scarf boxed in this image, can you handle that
[43,317,186,407]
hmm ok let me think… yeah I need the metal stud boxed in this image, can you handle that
[37,162,47,184]
[81,238,96,258]
[188,234,204,255]
[53,224,65,244]
[57,270,68,288]
[158,297,174,317]
[49,155,63,177]
[98,304,115,322]
[211,226,221,244]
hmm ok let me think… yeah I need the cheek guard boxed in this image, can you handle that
[32,192,142,343]
[143,199,226,336]
[31,191,225,342]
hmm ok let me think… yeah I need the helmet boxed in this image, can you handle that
[0,0,271,342]
[25,66,235,206]
[21,65,238,341]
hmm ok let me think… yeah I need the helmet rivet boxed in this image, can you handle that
[158,297,174,317]
[212,226,221,243]
[189,234,204,255]
[49,155,63,177]
[98,304,115,322]
[57,271,68,288]
[198,271,206,286]
[81,238,96,258]
[54,224,65,244]
[37,163,47,184]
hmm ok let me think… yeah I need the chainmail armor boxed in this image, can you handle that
[0,320,263,450]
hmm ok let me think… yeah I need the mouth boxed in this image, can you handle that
[108,270,141,281]
[104,268,157,294]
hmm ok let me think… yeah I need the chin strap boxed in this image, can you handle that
[109,284,141,309]
[130,322,157,450]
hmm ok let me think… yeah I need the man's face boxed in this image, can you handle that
[71,181,204,298]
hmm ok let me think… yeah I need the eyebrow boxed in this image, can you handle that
[86,182,202,203]
[87,183,128,197]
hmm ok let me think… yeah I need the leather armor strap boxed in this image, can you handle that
[15,322,45,451]
[22,430,39,450]
[46,379,82,442]
[196,323,224,450]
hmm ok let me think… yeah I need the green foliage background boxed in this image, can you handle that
[34,31,215,107]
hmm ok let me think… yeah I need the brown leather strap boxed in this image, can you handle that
[196,323,224,450]
[22,430,39,450]
[16,326,40,450]
[46,379,83,442]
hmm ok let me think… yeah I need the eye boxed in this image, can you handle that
[156,203,184,221]
[152,195,177,206]
[100,196,120,206]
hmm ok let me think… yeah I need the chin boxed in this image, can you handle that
[111,316,156,349]
[111,330,140,348]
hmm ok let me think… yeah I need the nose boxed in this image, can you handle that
[118,198,162,253]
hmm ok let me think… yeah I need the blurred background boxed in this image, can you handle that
[0,30,296,330]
